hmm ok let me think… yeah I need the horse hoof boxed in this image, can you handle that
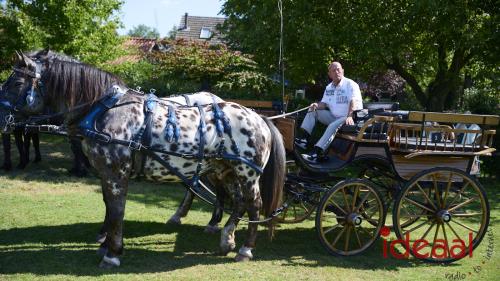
[218,243,236,256]
[167,216,181,225]
[204,224,220,234]
[97,246,108,257]
[99,255,120,268]
[235,254,251,262]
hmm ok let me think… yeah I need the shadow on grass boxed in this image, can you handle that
[1,135,495,276]
[0,219,426,276]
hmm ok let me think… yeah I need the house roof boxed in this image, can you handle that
[124,37,157,53]
[175,13,226,44]
[109,37,159,64]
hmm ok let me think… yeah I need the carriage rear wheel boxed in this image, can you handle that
[358,166,398,226]
[316,179,385,256]
[393,167,490,263]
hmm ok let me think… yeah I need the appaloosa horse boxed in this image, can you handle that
[26,49,227,231]
[1,53,285,267]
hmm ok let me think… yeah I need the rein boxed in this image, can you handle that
[267,106,309,120]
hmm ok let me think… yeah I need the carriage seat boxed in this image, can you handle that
[337,102,405,140]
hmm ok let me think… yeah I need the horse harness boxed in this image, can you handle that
[78,86,264,192]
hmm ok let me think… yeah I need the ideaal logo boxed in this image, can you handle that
[380,226,473,259]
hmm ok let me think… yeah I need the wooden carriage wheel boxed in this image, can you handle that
[393,167,490,263]
[316,179,385,256]
[358,164,427,229]
[358,166,398,225]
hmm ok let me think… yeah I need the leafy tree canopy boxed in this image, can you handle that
[104,39,275,99]
[0,0,124,68]
[221,0,498,111]
[127,24,160,39]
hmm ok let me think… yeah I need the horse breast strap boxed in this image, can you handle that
[79,86,126,142]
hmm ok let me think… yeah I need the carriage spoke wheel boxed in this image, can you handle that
[358,167,401,228]
[278,160,321,223]
[316,179,385,256]
[277,185,321,223]
[393,167,490,263]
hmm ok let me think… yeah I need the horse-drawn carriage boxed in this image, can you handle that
[1,52,498,266]
[268,104,498,263]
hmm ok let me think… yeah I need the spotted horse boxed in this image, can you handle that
[14,50,230,232]
[0,53,286,267]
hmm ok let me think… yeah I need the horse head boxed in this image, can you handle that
[0,51,47,131]
[0,50,125,131]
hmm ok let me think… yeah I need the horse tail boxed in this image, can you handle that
[260,118,286,238]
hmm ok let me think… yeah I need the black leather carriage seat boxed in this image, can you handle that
[338,102,408,140]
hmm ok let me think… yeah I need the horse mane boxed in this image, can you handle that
[43,60,125,109]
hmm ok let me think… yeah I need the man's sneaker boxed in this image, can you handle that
[294,138,309,150]
[301,151,328,163]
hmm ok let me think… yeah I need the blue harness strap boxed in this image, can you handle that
[191,104,207,187]
[79,87,126,142]
[136,93,158,147]
[211,97,240,155]
[165,105,180,143]
[0,100,12,109]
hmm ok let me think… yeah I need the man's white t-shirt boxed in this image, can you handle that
[321,77,363,118]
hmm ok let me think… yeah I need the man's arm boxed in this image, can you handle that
[309,102,328,111]
[345,100,355,125]
[345,82,362,125]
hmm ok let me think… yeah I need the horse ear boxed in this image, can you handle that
[42,48,52,57]
[15,50,23,62]
[20,52,35,67]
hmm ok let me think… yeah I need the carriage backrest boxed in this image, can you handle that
[408,111,499,126]
[364,102,399,111]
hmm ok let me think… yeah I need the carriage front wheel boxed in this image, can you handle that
[393,167,490,263]
[316,179,385,256]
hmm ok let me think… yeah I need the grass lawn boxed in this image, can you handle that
[0,135,499,281]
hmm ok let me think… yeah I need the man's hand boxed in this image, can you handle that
[345,116,354,125]
[309,102,318,112]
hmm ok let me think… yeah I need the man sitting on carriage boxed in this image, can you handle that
[297,61,363,163]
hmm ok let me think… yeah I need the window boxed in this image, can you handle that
[199,27,212,39]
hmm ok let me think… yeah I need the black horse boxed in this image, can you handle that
[1,129,41,170]
[1,70,41,171]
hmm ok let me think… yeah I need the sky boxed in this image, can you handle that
[118,0,225,37]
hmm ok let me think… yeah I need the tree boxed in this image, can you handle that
[167,24,178,40]
[104,39,275,98]
[127,24,160,39]
[0,0,124,68]
[221,0,498,111]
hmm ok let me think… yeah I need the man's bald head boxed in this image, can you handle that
[328,61,344,85]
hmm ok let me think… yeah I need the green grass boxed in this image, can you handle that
[0,135,499,280]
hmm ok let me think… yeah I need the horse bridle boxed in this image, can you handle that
[0,60,46,131]
[12,60,46,112]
